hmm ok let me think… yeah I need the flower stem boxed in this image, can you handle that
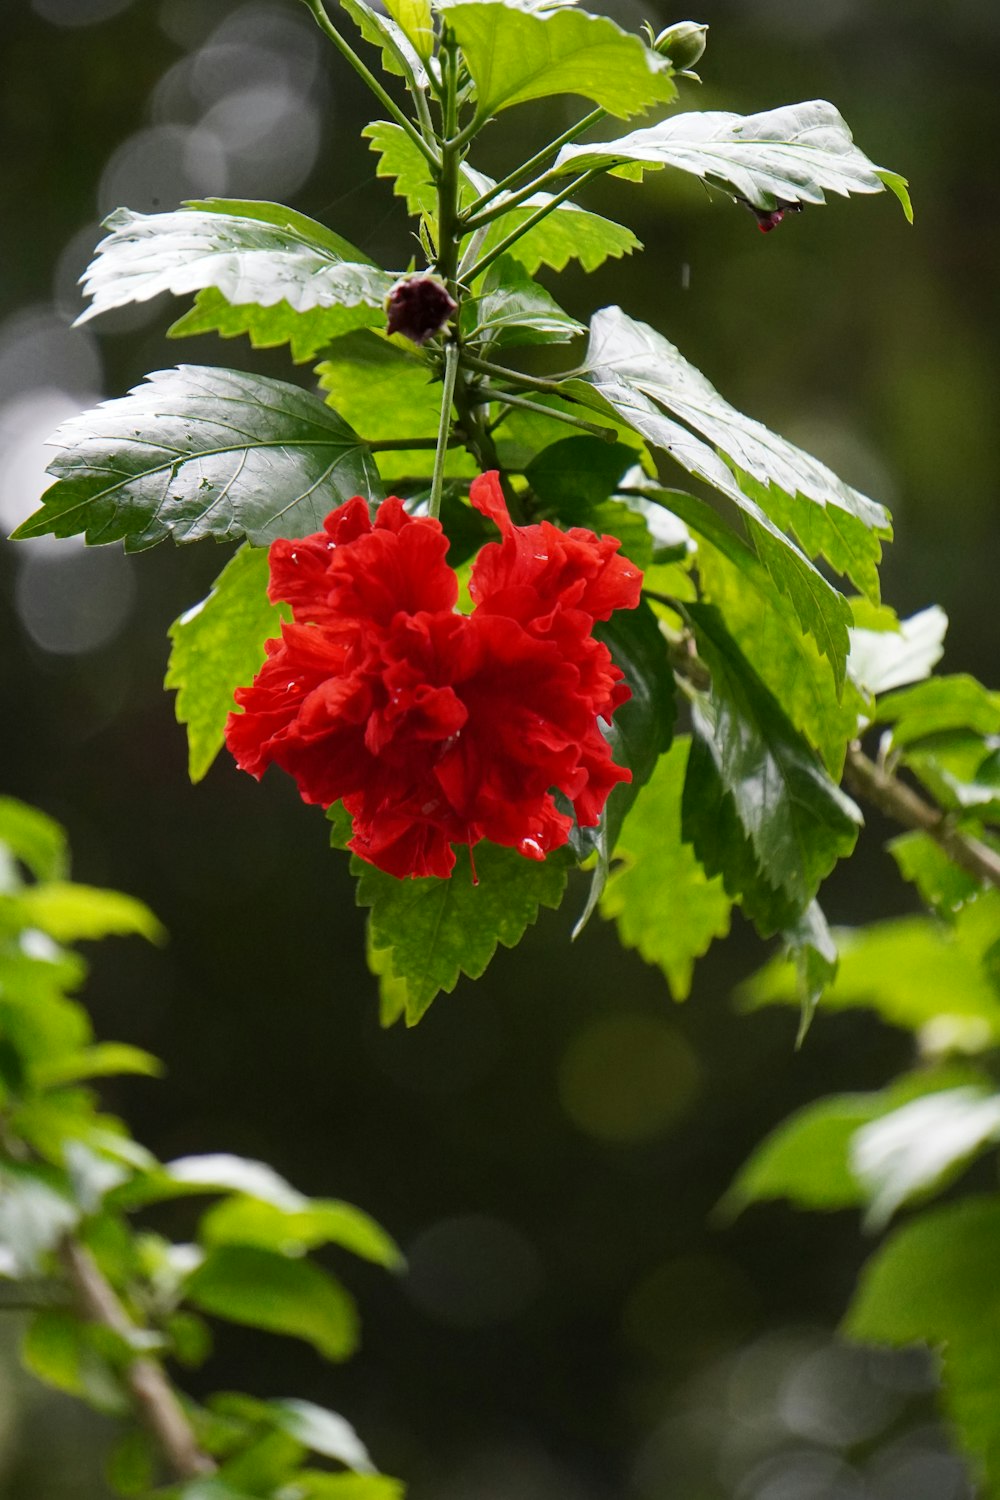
[462,170,605,284]
[299,0,440,171]
[429,340,460,519]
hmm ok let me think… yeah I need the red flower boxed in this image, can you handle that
[225,474,642,879]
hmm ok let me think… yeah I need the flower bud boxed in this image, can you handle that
[653,20,708,70]
[385,274,457,346]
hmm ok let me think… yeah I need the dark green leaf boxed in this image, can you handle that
[184,1245,359,1360]
[465,255,583,347]
[685,603,861,912]
[436,0,675,120]
[845,1195,1000,1492]
[358,843,570,1024]
[555,100,911,219]
[13,367,381,551]
[524,436,637,521]
[166,544,288,783]
[599,737,731,997]
[786,901,839,1041]
[78,204,390,327]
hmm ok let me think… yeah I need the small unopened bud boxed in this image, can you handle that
[385,275,457,346]
[653,20,708,70]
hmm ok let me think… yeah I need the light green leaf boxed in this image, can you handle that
[260,1398,375,1470]
[888,831,981,918]
[341,0,431,82]
[583,307,891,603]
[183,1245,359,1360]
[695,532,863,775]
[284,1477,405,1500]
[852,1087,1000,1228]
[382,0,434,59]
[466,255,583,347]
[166,545,288,783]
[33,1043,163,1089]
[555,100,911,218]
[13,367,381,550]
[22,1309,128,1415]
[877,674,1000,748]
[11,883,165,945]
[107,1428,157,1497]
[359,843,570,1024]
[685,603,861,911]
[77,204,390,327]
[723,1094,882,1218]
[169,287,383,365]
[160,1153,303,1207]
[0,798,68,884]
[845,1195,1000,1492]
[436,0,675,119]
[848,603,947,699]
[199,1196,403,1270]
[742,895,1000,1048]
[599,737,731,998]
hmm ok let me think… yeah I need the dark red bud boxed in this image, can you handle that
[746,198,804,233]
[385,275,457,345]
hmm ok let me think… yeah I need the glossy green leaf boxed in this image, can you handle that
[183,1244,359,1360]
[848,603,947,699]
[845,1195,1000,1492]
[852,1086,1000,1227]
[0,798,68,884]
[166,544,288,783]
[466,255,583,346]
[696,534,862,775]
[888,831,981,918]
[436,0,675,120]
[13,367,381,551]
[742,897,1000,1047]
[9,883,164,945]
[555,100,911,218]
[685,603,861,911]
[877,674,1000,748]
[600,737,731,998]
[358,843,570,1024]
[77,204,390,327]
[583,307,891,603]
[573,601,676,930]
[169,287,383,365]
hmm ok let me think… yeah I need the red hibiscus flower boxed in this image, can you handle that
[225,473,643,879]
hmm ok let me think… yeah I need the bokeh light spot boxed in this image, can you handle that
[558,1014,699,1143]
[405,1215,542,1329]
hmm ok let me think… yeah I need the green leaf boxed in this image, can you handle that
[599,737,731,998]
[583,307,891,603]
[695,531,863,775]
[845,1196,1000,1491]
[166,545,288,783]
[77,205,390,327]
[382,0,434,60]
[877,674,1000,748]
[13,367,381,551]
[742,897,1000,1047]
[785,900,839,1041]
[159,1153,303,1207]
[22,1309,128,1415]
[107,1427,157,1497]
[685,603,861,911]
[852,1087,1000,1228]
[183,1245,359,1360]
[169,287,383,365]
[200,1196,403,1270]
[436,0,675,120]
[0,1163,79,1273]
[287,1478,405,1500]
[33,1043,163,1089]
[888,831,982,918]
[341,0,431,82]
[0,798,68,883]
[555,100,911,219]
[7,883,164,945]
[465,255,583,347]
[573,602,676,930]
[359,843,570,1024]
[524,436,637,521]
[236,1397,375,1470]
[848,603,947,699]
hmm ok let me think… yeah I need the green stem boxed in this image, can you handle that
[461,166,568,232]
[300,0,440,171]
[462,106,607,220]
[462,169,605,284]
[475,385,617,441]
[460,353,581,397]
[429,341,461,519]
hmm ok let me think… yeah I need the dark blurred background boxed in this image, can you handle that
[1,1,998,1496]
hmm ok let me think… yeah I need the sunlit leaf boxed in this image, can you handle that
[0,798,68,884]
[13,367,381,551]
[166,544,288,783]
[183,1245,359,1360]
[199,1196,403,1270]
[600,737,731,998]
[848,603,947,699]
[10,883,165,945]
[169,287,383,364]
[877,674,1000,748]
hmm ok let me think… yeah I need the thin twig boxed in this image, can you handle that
[844,744,1000,890]
[59,1239,215,1481]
